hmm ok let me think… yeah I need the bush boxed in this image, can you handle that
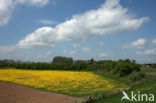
[113,60,141,77]
[0,59,141,76]
[130,72,145,81]
[52,56,73,64]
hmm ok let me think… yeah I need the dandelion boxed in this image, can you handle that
[0,69,125,96]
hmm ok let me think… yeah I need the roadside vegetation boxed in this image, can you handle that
[0,57,141,77]
[94,67,156,103]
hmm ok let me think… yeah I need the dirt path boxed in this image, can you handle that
[0,81,84,103]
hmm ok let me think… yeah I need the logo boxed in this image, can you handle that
[121,91,155,102]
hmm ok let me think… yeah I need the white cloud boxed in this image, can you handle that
[122,38,146,49]
[72,43,79,48]
[63,50,67,54]
[99,42,105,46]
[152,39,156,45]
[36,50,52,58]
[0,45,21,60]
[38,19,58,25]
[82,48,91,52]
[18,27,56,48]
[0,0,13,26]
[63,50,78,55]
[136,48,156,56]
[15,0,49,7]
[17,0,149,48]
[46,50,52,55]
[0,0,49,26]
[69,50,77,55]
[99,52,108,58]
[0,45,18,53]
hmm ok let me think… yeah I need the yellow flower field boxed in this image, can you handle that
[0,69,125,96]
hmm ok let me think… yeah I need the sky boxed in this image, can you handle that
[0,0,156,63]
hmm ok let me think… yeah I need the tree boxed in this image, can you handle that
[89,58,94,64]
[151,63,156,68]
[52,56,74,64]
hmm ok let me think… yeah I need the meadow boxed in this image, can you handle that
[94,67,156,103]
[0,68,125,96]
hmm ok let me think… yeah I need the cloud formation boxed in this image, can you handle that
[99,52,108,58]
[82,48,91,52]
[36,50,52,59]
[17,0,149,48]
[15,0,49,7]
[0,0,49,26]
[99,42,105,46]
[38,19,58,25]
[136,48,156,56]
[69,50,78,55]
[72,43,79,48]
[0,0,13,26]
[152,39,156,45]
[0,45,17,53]
[122,38,146,49]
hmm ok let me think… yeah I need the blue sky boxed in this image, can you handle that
[0,0,156,63]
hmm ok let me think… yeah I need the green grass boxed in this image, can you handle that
[94,81,156,103]
[93,67,156,103]
[141,67,156,73]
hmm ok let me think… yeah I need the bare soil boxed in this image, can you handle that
[0,81,84,103]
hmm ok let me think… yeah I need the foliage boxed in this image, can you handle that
[151,63,156,68]
[94,69,156,103]
[113,59,140,77]
[130,72,145,81]
[0,58,141,77]
[52,56,73,64]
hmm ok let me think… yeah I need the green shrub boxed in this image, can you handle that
[130,72,145,81]
[0,59,141,76]
[113,60,141,77]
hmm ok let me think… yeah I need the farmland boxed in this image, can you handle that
[0,59,155,103]
[0,69,125,96]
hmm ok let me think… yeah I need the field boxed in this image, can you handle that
[94,67,156,103]
[0,68,125,96]
[0,67,155,103]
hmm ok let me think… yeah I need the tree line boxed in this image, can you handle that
[0,56,141,77]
